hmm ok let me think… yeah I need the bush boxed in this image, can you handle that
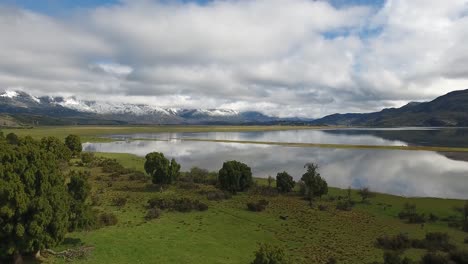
[147,197,208,212]
[398,203,426,223]
[358,187,375,202]
[97,212,118,227]
[336,199,354,211]
[376,233,411,251]
[146,208,162,220]
[177,182,200,190]
[249,185,278,196]
[205,190,232,201]
[383,251,412,264]
[412,232,454,251]
[112,196,127,207]
[421,252,449,264]
[247,200,269,212]
[80,152,95,164]
[449,249,468,263]
[251,243,291,264]
[318,204,328,211]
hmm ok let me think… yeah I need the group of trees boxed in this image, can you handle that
[144,151,329,203]
[0,133,90,262]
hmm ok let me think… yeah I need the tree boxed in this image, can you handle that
[267,175,274,188]
[67,171,94,231]
[276,171,295,193]
[301,163,328,205]
[218,160,253,193]
[6,132,19,145]
[0,139,70,261]
[358,187,375,202]
[251,243,291,264]
[41,136,72,162]
[169,158,181,182]
[65,134,82,156]
[144,152,179,184]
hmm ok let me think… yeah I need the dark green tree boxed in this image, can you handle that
[169,158,181,182]
[251,243,291,264]
[218,160,253,193]
[0,130,4,139]
[41,136,72,162]
[276,171,295,193]
[0,140,70,261]
[301,163,328,205]
[6,132,19,145]
[65,134,82,156]
[67,171,94,231]
[144,152,179,184]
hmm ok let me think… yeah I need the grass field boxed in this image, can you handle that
[46,152,468,264]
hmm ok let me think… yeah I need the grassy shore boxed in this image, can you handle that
[50,152,468,264]
[1,125,322,142]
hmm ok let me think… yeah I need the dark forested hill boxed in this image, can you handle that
[312,89,468,127]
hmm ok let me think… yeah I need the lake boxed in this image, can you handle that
[83,128,468,199]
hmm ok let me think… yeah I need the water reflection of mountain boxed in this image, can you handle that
[323,128,468,162]
[323,128,468,147]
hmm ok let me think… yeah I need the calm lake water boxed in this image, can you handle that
[83,128,468,199]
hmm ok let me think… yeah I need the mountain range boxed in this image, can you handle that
[311,89,468,127]
[1,89,467,126]
[0,90,310,126]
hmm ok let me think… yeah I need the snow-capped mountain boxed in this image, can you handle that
[0,90,295,125]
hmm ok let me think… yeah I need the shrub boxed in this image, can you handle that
[205,190,232,201]
[421,252,449,264]
[146,208,162,220]
[147,197,208,212]
[464,237,468,244]
[412,232,454,251]
[336,199,354,211]
[383,251,412,264]
[112,196,127,207]
[144,152,180,184]
[177,182,200,190]
[318,204,328,211]
[251,243,291,264]
[376,233,411,251]
[247,200,269,212]
[301,163,328,202]
[249,185,278,196]
[80,152,95,164]
[398,203,426,223]
[449,249,468,263]
[358,187,375,202]
[97,212,118,227]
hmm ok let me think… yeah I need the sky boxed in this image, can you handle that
[1,0,468,118]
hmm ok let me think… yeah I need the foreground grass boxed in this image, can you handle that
[1,125,321,142]
[49,153,468,264]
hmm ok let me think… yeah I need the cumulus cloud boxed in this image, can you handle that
[0,0,468,117]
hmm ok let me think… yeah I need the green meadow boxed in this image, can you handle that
[46,151,468,264]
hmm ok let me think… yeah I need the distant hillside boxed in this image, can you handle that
[0,90,312,125]
[312,89,468,127]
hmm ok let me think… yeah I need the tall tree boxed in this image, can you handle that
[301,163,328,205]
[144,152,180,184]
[218,160,253,193]
[0,140,70,261]
[67,171,94,231]
[65,134,82,157]
[276,171,295,193]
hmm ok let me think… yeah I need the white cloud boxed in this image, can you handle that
[0,0,468,117]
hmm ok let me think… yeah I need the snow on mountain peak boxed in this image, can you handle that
[0,90,19,98]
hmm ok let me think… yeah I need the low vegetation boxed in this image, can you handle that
[1,130,468,263]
